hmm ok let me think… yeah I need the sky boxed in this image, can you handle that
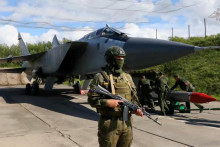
[0,0,220,46]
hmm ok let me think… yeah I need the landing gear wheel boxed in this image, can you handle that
[165,100,175,115]
[25,83,31,95]
[167,104,175,115]
[32,81,39,95]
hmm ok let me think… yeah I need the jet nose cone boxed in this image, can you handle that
[123,37,195,70]
[190,92,217,103]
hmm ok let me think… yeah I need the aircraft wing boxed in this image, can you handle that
[0,52,46,63]
[0,67,26,73]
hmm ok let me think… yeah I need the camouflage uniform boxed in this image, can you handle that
[88,46,140,147]
[171,78,203,112]
[155,74,169,115]
[138,77,155,110]
[171,78,194,92]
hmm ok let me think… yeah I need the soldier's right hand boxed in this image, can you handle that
[106,99,123,108]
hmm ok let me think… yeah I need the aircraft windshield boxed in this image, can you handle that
[100,27,128,41]
[102,28,115,36]
[81,26,128,41]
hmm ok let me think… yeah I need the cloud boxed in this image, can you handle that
[0,0,219,24]
[18,27,93,45]
[0,25,18,46]
[121,23,188,40]
[0,0,220,46]
[1,0,155,23]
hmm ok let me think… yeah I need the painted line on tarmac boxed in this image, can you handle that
[134,126,194,147]
[164,116,220,131]
[18,103,82,147]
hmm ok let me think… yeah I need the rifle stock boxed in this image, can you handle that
[94,85,162,126]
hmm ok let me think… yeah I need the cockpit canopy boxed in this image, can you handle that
[82,25,129,41]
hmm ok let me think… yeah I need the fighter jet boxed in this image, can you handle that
[0,25,218,93]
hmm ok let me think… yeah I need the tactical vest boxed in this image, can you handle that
[98,71,132,117]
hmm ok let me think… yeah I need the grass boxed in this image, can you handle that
[131,48,220,96]
[212,95,220,101]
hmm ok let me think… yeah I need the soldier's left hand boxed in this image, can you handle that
[135,109,143,117]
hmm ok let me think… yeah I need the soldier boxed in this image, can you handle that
[73,81,81,94]
[137,75,155,111]
[171,74,204,113]
[155,72,169,115]
[88,46,143,147]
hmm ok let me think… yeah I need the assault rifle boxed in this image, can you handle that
[94,85,162,126]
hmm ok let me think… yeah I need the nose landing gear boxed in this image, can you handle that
[25,81,40,95]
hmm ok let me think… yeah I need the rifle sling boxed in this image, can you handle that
[101,71,116,95]
[109,74,115,95]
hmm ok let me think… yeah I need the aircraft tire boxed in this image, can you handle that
[32,82,39,95]
[167,104,175,115]
[25,83,32,95]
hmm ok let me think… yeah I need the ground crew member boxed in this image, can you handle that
[171,74,204,113]
[155,72,169,115]
[137,75,155,111]
[73,81,81,94]
[88,46,143,147]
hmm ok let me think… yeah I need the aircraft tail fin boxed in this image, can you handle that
[52,35,60,48]
[18,33,30,56]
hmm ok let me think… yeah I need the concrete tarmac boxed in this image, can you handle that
[0,85,220,147]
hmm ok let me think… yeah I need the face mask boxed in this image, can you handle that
[114,59,124,69]
[110,58,124,75]
[107,56,125,75]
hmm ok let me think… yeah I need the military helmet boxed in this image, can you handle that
[105,46,126,62]
[174,74,179,78]
[158,72,163,76]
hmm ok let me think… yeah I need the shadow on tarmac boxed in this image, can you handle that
[1,86,219,128]
[0,87,99,122]
[171,114,220,128]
